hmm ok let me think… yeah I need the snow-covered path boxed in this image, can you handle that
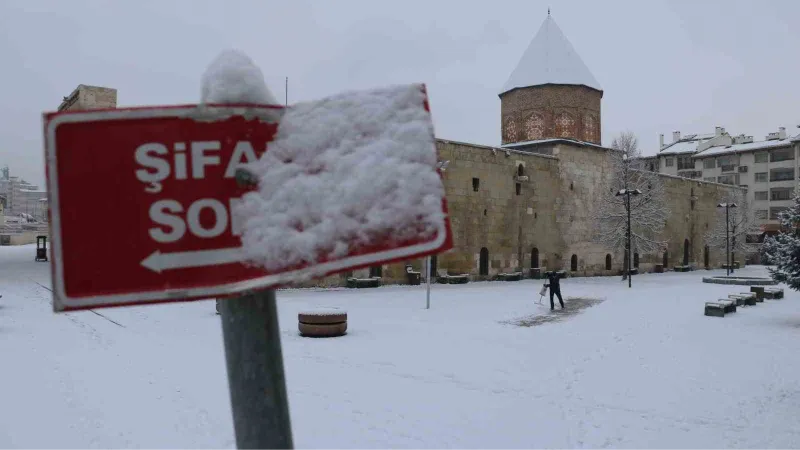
[2,243,800,448]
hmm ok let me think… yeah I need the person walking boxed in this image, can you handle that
[544,270,565,311]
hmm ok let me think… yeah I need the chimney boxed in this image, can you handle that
[779,127,787,139]
[673,131,681,142]
[659,134,664,149]
[715,126,723,137]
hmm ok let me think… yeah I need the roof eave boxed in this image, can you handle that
[499,83,603,98]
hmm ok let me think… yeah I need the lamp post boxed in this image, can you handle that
[717,202,738,276]
[616,188,642,288]
[426,160,450,309]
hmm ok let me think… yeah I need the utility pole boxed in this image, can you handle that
[615,188,641,288]
[717,202,737,277]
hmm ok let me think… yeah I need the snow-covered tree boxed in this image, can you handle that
[704,189,758,269]
[591,131,670,283]
[762,187,800,290]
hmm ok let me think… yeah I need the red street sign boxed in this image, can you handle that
[44,103,452,312]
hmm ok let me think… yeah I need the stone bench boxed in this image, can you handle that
[727,294,747,307]
[497,272,523,282]
[715,299,737,314]
[764,287,784,299]
[298,310,347,337]
[705,302,726,317]
[750,286,766,302]
[736,292,757,306]
[346,277,381,289]
[674,265,693,272]
[437,273,470,284]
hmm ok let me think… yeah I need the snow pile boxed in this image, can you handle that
[200,49,278,104]
[236,84,445,272]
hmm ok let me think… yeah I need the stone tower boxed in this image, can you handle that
[499,13,603,145]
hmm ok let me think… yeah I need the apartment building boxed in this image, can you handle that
[653,126,800,233]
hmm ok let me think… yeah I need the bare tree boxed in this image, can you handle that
[591,131,670,284]
[704,189,758,270]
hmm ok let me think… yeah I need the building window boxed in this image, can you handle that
[770,207,789,220]
[555,112,575,138]
[716,155,736,168]
[479,247,490,275]
[770,148,794,162]
[754,191,768,201]
[755,152,769,163]
[703,158,715,169]
[503,117,518,142]
[665,157,674,167]
[677,156,694,170]
[605,254,612,270]
[570,254,578,271]
[703,177,716,182]
[633,253,640,269]
[771,187,793,201]
[717,174,739,185]
[369,265,383,278]
[755,209,768,220]
[515,183,521,195]
[770,168,794,182]
[517,164,525,177]
[755,172,768,183]
[525,114,544,141]
[583,114,597,142]
[472,177,480,191]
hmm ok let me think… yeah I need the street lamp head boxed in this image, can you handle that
[730,202,738,208]
[631,189,642,195]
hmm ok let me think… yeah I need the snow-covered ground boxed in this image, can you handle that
[2,243,800,448]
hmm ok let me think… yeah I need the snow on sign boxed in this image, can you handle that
[44,85,452,312]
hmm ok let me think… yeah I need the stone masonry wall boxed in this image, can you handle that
[500,85,602,145]
[284,140,743,289]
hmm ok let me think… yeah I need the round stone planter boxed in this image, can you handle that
[702,276,777,286]
[298,310,347,338]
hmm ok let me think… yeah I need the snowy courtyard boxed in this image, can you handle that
[2,243,800,448]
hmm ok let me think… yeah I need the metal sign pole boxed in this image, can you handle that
[426,256,431,309]
[219,290,294,449]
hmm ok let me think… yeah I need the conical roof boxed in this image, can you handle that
[500,14,601,95]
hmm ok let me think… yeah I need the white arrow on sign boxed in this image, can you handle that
[141,247,246,273]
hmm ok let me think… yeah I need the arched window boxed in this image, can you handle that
[479,247,489,276]
[663,251,669,267]
[429,255,438,277]
[634,253,640,269]
[570,254,578,271]
[704,245,710,268]
[531,247,539,269]
[605,254,612,270]
[517,164,525,177]
[683,239,690,266]
[525,113,545,140]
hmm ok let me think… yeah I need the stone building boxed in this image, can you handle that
[58,84,117,112]
[329,13,741,286]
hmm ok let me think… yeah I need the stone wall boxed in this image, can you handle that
[500,85,602,145]
[280,139,743,289]
[58,85,117,112]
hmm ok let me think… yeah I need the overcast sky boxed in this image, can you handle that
[1,0,798,187]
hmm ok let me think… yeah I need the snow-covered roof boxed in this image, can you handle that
[500,14,601,95]
[658,139,709,155]
[693,137,794,158]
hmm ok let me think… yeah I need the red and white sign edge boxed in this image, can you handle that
[45,104,450,311]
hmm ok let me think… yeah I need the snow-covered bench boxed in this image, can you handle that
[715,299,737,314]
[730,292,756,306]
[439,273,469,284]
[705,302,726,317]
[674,265,693,272]
[346,277,381,289]
[764,287,784,299]
[728,294,747,307]
[497,271,523,282]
